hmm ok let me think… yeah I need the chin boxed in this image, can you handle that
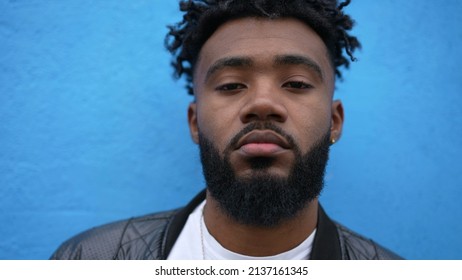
[232,155,294,178]
[237,168,290,182]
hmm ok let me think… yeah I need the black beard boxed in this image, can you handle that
[198,122,331,228]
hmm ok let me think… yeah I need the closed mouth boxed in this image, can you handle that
[235,130,291,150]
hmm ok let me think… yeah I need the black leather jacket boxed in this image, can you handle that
[51,190,402,260]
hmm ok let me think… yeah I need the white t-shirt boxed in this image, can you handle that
[168,200,316,260]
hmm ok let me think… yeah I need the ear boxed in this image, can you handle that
[330,100,344,143]
[188,102,199,144]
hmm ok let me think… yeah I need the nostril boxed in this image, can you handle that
[242,112,263,123]
[239,93,288,123]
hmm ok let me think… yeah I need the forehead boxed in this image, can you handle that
[194,17,334,87]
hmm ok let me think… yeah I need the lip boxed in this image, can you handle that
[235,130,291,155]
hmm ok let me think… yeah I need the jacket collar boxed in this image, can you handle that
[162,189,342,259]
[309,205,342,259]
[162,190,207,258]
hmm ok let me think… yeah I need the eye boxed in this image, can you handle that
[215,83,246,92]
[282,81,313,90]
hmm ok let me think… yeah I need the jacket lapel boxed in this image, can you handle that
[309,205,342,259]
[162,190,343,260]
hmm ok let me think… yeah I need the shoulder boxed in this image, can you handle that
[335,222,403,260]
[50,209,178,260]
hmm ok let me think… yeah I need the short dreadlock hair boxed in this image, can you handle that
[165,0,360,95]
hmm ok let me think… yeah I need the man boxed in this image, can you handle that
[51,0,401,260]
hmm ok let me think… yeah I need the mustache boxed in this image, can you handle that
[225,122,298,153]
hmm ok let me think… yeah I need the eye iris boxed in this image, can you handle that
[221,84,241,90]
[291,82,305,88]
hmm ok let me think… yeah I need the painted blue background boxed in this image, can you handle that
[1,0,461,259]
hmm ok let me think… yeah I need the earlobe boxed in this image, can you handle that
[188,102,199,144]
[330,100,344,143]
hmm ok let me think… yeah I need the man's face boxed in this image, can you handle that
[188,18,344,225]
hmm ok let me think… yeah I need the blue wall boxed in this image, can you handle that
[1,1,461,259]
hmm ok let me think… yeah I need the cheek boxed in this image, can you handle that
[196,103,235,153]
[290,104,331,152]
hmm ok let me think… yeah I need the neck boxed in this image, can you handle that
[203,190,318,257]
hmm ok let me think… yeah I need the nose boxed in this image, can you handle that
[239,82,288,124]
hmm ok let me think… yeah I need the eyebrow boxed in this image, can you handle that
[274,54,324,81]
[203,54,324,82]
[204,57,253,82]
